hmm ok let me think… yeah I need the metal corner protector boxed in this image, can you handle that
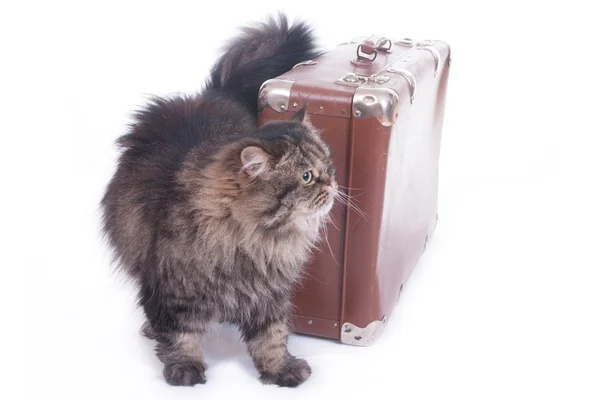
[352,87,400,127]
[258,79,295,113]
[340,316,387,346]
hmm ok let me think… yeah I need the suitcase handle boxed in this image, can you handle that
[354,36,392,64]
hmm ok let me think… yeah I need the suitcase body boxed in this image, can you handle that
[257,36,451,345]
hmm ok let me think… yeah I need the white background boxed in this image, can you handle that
[4,1,599,399]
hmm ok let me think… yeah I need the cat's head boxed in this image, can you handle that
[230,108,337,229]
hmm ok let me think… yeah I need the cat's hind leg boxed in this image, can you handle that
[143,298,208,386]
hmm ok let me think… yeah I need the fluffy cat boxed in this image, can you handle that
[100,14,336,388]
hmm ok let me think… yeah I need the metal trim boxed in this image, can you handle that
[395,38,415,46]
[416,39,435,47]
[416,42,441,77]
[352,87,400,127]
[335,73,391,87]
[386,68,416,104]
[370,74,391,84]
[376,38,392,52]
[257,79,295,112]
[351,57,376,67]
[340,317,387,346]
[335,72,369,87]
[293,60,317,69]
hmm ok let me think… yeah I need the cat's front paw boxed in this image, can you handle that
[163,362,206,386]
[260,357,312,388]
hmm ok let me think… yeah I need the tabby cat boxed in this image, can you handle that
[100,14,337,387]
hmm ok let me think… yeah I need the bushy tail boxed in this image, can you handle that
[206,13,321,115]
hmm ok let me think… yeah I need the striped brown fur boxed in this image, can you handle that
[100,15,335,387]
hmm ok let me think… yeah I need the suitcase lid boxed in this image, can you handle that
[258,36,451,126]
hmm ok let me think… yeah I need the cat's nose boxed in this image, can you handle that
[327,176,337,190]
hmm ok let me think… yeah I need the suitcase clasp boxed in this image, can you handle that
[336,73,390,87]
[336,72,368,87]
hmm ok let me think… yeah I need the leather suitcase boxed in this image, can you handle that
[257,36,451,345]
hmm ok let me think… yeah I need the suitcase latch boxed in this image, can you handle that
[335,72,390,87]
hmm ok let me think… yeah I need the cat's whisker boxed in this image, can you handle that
[337,185,364,191]
[328,216,340,232]
[323,228,340,268]
[302,270,325,285]
[333,194,348,207]
[333,192,347,201]
[336,190,365,199]
[337,189,365,199]
[335,193,368,221]
[313,217,339,269]
[350,204,369,220]
[336,192,361,207]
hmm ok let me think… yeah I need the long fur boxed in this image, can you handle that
[100,15,335,388]
[205,13,322,115]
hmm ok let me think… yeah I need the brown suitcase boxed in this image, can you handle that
[257,36,451,345]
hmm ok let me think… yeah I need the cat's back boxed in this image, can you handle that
[101,91,253,277]
[119,92,254,157]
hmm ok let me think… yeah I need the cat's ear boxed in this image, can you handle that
[291,105,320,134]
[240,146,271,178]
[291,105,310,125]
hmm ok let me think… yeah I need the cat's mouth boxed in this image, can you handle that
[315,189,336,216]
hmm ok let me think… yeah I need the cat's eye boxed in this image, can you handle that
[301,171,313,184]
